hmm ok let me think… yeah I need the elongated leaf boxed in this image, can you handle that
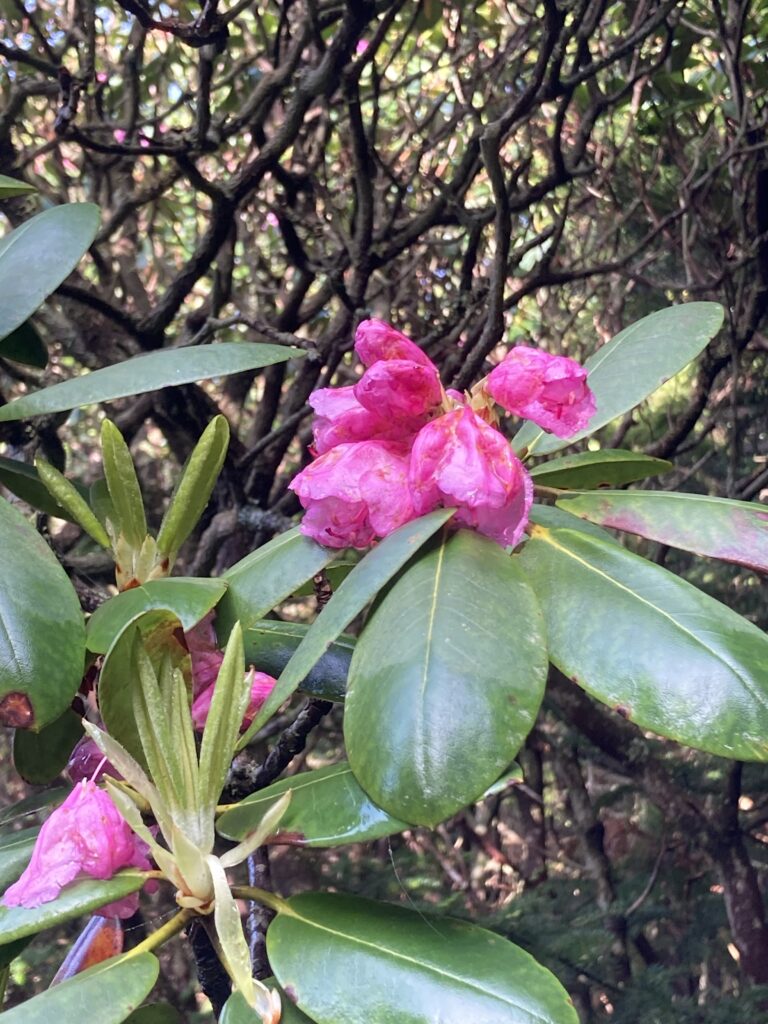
[13,709,83,784]
[36,458,110,547]
[243,621,353,702]
[100,611,191,768]
[156,415,229,560]
[0,204,100,343]
[87,578,228,654]
[217,762,408,846]
[518,525,768,759]
[0,321,47,368]
[0,788,69,828]
[0,497,85,730]
[528,503,621,545]
[0,952,158,1024]
[267,893,579,1024]
[124,1006,182,1024]
[215,527,333,642]
[0,174,36,198]
[557,490,768,573]
[530,450,672,489]
[0,456,80,520]
[236,511,454,750]
[101,420,147,548]
[222,988,312,1024]
[0,343,301,422]
[345,529,547,825]
[0,873,146,944]
[0,827,39,890]
[514,303,724,455]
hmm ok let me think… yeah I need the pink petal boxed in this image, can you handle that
[354,319,435,370]
[485,346,596,438]
[353,359,442,422]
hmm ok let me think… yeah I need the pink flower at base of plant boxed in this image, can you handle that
[485,345,596,438]
[409,406,533,548]
[2,781,153,917]
[290,440,416,548]
[353,358,443,422]
[191,670,277,732]
[354,318,435,369]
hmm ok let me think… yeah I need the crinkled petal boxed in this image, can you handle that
[354,319,435,370]
[354,359,442,422]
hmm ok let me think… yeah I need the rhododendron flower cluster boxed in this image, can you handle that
[3,780,152,918]
[290,319,595,549]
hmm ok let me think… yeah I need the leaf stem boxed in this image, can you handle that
[230,885,290,915]
[125,907,195,956]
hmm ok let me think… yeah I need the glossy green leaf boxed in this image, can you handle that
[0,204,100,343]
[101,420,147,548]
[0,456,82,520]
[530,449,672,489]
[345,529,548,826]
[0,497,85,731]
[0,342,302,422]
[156,415,229,560]
[557,490,768,573]
[222,988,313,1024]
[528,503,621,546]
[123,1006,182,1024]
[514,303,724,455]
[236,510,455,751]
[0,827,39,891]
[0,788,69,828]
[100,610,191,768]
[267,893,579,1024]
[0,873,146,945]
[0,321,47,368]
[216,527,333,642]
[0,952,158,1023]
[217,762,408,846]
[13,709,83,784]
[518,524,768,759]
[243,620,353,703]
[0,174,36,198]
[87,578,228,653]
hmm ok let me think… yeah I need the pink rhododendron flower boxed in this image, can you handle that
[290,440,415,548]
[354,318,435,369]
[485,345,595,438]
[191,670,277,732]
[353,359,442,422]
[309,387,418,455]
[185,612,225,698]
[2,781,152,917]
[409,407,533,547]
[67,734,121,785]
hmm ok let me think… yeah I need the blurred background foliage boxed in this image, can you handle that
[1,0,767,1020]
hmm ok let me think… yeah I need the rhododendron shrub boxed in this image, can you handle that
[3,275,765,1024]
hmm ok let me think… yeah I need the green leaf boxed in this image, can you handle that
[557,490,768,573]
[518,524,768,759]
[0,788,69,828]
[222,988,313,1024]
[156,415,230,560]
[13,709,83,784]
[236,510,455,751]
[123,1006,182,1024]
[101,420,147,548]
[0,321,47,368]
[243,621,353,703]
[267,893,579,1024]
[0,342,302,422]
[345,529,547,826]
[36,458,111,547]
[0,204,100,343]
[87,578,228,654]
[215,527,334,642]
[0,936,31,970]
[217,762,408,847]
[530,449,672,489]
[0,497,86,731]
[0,174,36,198]
[0,952,158,1024]
[0,456,83,520]
[0,873,147,945]
[514,303,725,456]
[100,611,191,768]
[528,503,621,546]
[0,827,39,891]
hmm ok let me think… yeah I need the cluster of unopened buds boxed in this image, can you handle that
[290,319,596,549]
